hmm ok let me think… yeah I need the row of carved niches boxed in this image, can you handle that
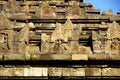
[0,0,96,19]
[1,6,120,55]
[1,0,120,20]
[40,19,92,54]
[92,21,120,54]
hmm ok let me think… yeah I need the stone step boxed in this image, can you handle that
[2,53,120,61]
[0,67,120,78]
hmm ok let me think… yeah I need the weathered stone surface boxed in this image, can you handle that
[18,24,29,43]
[102,68,120,76]
[0,68,14,76]
[29,45,40,54]
[4,54,26,60]
[0,54,3,61]
[107,21,120,39]
[92,31,105,53]
[5,0,21,12]
[50,54,70,60]
[31,54,51,60]
[51,23,64,42]
[0,12,13,29]
[0,67,48,76]
[42,68,48,77]
[66,1,81,18]
[0,30,15,53]
[51,19,73,42]
[0,33,4,43]
[88,54,109,60]
[13,68,24,76]
[24,67,43,76]
[102,9,113,16]
[105,22,120,54]
[70,68,85,76]
[105,39,120,54]
[36,2,56,18]
[85,68,101,76]
[62,68,70,76]
[10,13,30,20]
[41,33,50,54]
[72,24,82,40]
[72,54,88,60]
[63,18,74,42]
[22,4,29,13]
[109,54,120,60]
[49,67,62,76]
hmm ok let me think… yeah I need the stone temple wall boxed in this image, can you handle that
[0,0,120,79]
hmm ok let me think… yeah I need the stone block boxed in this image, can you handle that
[50,54,70,60]
[13,68,24,76]
[31,54,51,60]
[4,54,26,61]
[85,68,101,76]
[0,54,3,61]
[109,54,120,60]
[70,68,85,76]
[24,67,42,76]
[88,54,109,60]
[72,54,88,60]
[48,67,62,76]
[0,68,14,76]
[42,68,48,77]
[102,68,120,76]
[62,68,70,76]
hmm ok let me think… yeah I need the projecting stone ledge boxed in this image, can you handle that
[2,53,120,61]
[4,54,26,61]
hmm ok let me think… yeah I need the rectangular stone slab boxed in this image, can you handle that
[4,54,26,61]
[72,54,88,60]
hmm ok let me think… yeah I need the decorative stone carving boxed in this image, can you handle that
[51,19,73,42]
[0,12,13,29]
[18,24,30,44]
[92,31,105,53]
[41,33,50,54]
[72,24,82,40]
[105,21,120,54]
[36,2,56,18]
[66,1,81,18]
[51,23,64,42]
[0,30,15,53]
[5,0,21,13]
[22,4,29,14]
[63,18,74,42]
[102,9,113,16]
[107,21,120,39]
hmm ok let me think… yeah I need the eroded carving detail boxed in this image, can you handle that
[92,31,105,54]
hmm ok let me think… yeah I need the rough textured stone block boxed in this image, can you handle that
[4,54,26,60]
[50,54,70,60]
[109,54,120,60]
[42,68,48,76]
[0,54,3,61]
[13,68,24,76]
[70,68,85,76]
[62,68,70,76]
[31,54,51,60]
[0,68,14,76]
[88,54,109,60]
[72,54,88,60]
[102,68,120,76]
[24,67,42,76]
[85,68,101,76]
[48,67,62,76]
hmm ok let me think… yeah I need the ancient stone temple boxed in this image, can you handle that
[0,0,120,79]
